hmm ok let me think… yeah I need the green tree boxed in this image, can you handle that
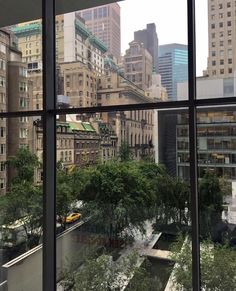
[0,148,43,249]
[79,162,153,246]
[150,173,190,231]
[62,251,156,291]
[119,141,133,162]
[7,147,40,183]
[199,171,224,239]
[137,162,190,229]
[219,176,231,197]
[171,237,236,291]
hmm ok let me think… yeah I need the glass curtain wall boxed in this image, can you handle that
[1,0,236,290]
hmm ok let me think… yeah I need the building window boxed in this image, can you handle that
[220,59,224,65]
[19,67,27,77]
[219,22,223,28]
[220,50,224,58]
[19,128,28,138]
[0,44,6,54]
[0,59,6,70]
[0,178,5,189]
[19,82,28,92]
[20,98,28,108]
[1,2,236,290]
[0,127,5,138]
[0,162,5,172]
[0,76,6,87]
[228,49,233,57]
[19,116,29,123]
[0,144,5,155]
[0,93,5,104]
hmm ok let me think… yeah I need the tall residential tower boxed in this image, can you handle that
[207,0,235,78]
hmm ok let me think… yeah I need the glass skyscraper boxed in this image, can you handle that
[158,43,188,100]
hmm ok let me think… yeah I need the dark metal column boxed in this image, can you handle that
[42,0,56,289]
[188,0,201,290]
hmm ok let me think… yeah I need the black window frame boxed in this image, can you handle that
[2,0,236,290]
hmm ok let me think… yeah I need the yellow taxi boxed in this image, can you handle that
[65,213,81,223]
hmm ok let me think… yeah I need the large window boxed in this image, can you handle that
[0,0,235,290]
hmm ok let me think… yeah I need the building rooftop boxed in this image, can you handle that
[75,19,108,53]
[12,22,42,36]
[69,121,96,132]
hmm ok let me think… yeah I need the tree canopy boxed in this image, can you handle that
[199,171,224,239]
[171,237,236,291]
[79,162,155,245]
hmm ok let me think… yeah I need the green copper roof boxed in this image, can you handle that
[69,122,84,131]
[74,18,107,53]
[12,23,42,36]
[89,35,108,53]
[75,19,90,39]
[82,122,95,132]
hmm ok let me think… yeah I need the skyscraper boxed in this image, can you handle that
[207,0,235,78]
[77,3,121,60]
[158,43,188,100]
[124,41,153,91]
[134,23,159,72]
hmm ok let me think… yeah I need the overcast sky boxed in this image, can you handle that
[119,0,208,76]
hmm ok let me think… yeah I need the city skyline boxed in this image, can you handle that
[120,0,208,76]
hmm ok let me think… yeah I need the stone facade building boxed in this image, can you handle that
[0,29,33,193]
[12,15,107,110]
[97,71,155,160]
[124,41,153,91]
[60,62,97,108]
[207,0,235,78]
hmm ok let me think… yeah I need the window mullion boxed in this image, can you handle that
[188,0,201,290]
[42,0,57,290]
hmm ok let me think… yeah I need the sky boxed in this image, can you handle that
[119,0,208,77]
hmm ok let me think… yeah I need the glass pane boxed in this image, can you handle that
[56,109,191,290]
[196,0,236,99]
[0,116,43,291]
[157,108,193,290]
[197,107,236,289]
[56,0,188,108]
